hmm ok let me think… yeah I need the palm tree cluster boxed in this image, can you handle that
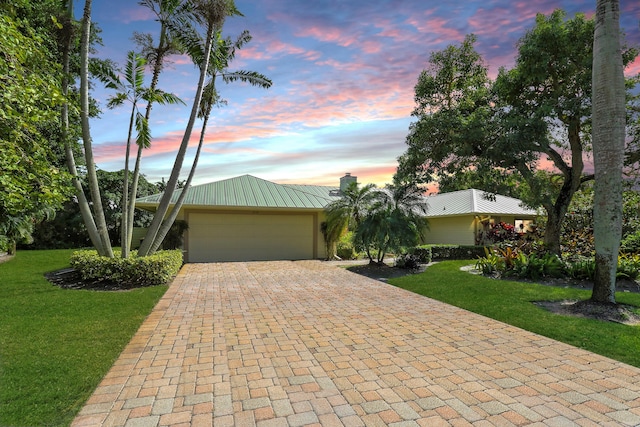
[70,0,271,258]
[323,182,428,264]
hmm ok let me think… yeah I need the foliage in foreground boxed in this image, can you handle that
[389,260,640,368]
[0,250,169,426]
[70,249,183,287]
[475,246,640,282]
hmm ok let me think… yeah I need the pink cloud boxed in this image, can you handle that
[117,7,155,24]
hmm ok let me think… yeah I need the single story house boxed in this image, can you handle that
[136,176,538,262]
[136,174,351,262]
[422,188,539,246]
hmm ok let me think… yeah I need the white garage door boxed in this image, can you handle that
[187,212,314,262]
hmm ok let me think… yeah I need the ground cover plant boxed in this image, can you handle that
[0,250,168,426]
[388,260,640,368]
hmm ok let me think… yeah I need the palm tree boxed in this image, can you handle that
[145,30,272,254]
[97,51,183,257]
[128,0,191,255]
[138,0,242,256]
[78,0,113,257]
[323,182,378,260]
[354,183,428,264]
[58,0,106,255]
[591,0,625,303]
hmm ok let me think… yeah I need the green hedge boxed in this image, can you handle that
[413,244,486,261]
[408,246,432,263]
[70,249,183,287]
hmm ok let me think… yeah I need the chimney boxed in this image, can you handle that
[340,173,357,192]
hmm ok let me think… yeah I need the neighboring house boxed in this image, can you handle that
[422,189,539,246]
[136,174,350,262]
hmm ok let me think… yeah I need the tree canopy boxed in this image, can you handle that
[0,12,72,253]
[396,9,639,255]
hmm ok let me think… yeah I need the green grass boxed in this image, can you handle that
[389,260,640,368]
[0,250,168,427]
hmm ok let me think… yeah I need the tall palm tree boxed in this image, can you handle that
[79,0,113,257]
[58,0,105,254]
[128,0,191,255]
[138,0,242,256]
[591,0,625,303]
[145,29,272,254]
[97,51,183,257]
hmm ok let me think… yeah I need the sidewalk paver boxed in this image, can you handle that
[72,261,640,426]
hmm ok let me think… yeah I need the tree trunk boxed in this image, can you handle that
[120,107,136,258]
[591,0,625,304]
[147,107,211,254]
[138,21,217,256]
[59,3,103,252]
[80,0,113,257]
[126,25,169,252]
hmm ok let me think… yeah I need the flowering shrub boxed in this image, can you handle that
[484,222,521,243]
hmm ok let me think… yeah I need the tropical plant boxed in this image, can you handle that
[353,183,428,264]
[323,182,378,259]
[96,51,184,257]
[144,28,272,255]
[138,0,244,256]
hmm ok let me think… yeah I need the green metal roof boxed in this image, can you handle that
[136,175,340,210]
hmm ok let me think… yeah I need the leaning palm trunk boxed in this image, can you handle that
[79,0,113,257]
[125,19,172,252]
[591,0,625,303]
[147,105,211,254]
[59,2,103,252]
[138,4,222,256]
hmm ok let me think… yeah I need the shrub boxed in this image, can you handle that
[430,245,486,260]
[621,231,640,254]
[617,253,640,280]
[395,253,421,270]
[70,249,183,287]
[408,245,432,263]
[475,247,504,275]
[564,255,596,280]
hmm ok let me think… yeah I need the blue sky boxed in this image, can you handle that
[79,0,640,188]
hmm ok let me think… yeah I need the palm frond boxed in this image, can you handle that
[221,70,272,88]
[135,111,151,149]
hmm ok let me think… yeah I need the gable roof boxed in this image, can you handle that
[425,189,538,218]
[136,174,340,210]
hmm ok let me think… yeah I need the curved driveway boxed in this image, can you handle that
[73,261,640,426]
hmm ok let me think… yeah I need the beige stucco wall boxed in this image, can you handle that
[423,216,477,246]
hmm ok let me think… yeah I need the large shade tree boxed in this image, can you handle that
[396,10,638,255]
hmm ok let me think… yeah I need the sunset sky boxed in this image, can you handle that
[79,0,640,189]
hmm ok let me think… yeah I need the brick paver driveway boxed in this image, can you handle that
[73,261,640,426]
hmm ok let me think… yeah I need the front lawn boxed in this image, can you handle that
[0,250,169,427]
[389,260,640,368]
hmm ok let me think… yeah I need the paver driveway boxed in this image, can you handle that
[72,261,640,427]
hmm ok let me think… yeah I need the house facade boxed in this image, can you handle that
[136,174,343,262]
[422,189,539,246]
[136,178,538,262]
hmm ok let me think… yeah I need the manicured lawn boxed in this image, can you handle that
[389,260,640,369]
[0,250,169,427]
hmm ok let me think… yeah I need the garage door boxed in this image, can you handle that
[187,212,315,262]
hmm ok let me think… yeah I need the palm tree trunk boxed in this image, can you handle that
[120,107,136,258]
[59,2,103,252]
[126,25,169,252]
[147,108,211,254]
[591,0,625,304]
[138,22,217,256]
[80,0,113,257]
